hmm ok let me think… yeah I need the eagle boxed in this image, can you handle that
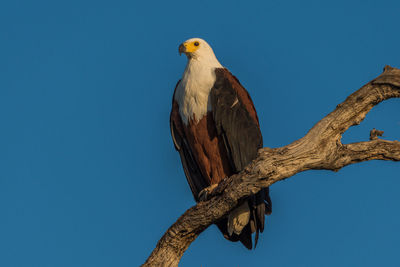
[170,38,272,249]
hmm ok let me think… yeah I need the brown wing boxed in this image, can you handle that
[210,68,263,172]
[210,68,272,248]
[170,81,209,201]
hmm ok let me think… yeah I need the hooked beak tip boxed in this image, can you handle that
[178,43,185,56]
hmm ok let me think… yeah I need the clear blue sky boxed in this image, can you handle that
[1,0,399,266]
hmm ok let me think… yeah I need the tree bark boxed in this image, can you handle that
[143,66,400,267]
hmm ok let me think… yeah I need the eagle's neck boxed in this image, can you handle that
[175,58,223,125]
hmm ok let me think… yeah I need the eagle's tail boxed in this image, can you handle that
[217,187,272,249]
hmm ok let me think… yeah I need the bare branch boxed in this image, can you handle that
[331,140,400,169]
[143,66,400,267]
[370,128,384,140]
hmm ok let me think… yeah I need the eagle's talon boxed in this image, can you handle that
[198,184,218,201]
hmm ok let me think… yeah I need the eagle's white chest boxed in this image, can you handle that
[174,61,219,125]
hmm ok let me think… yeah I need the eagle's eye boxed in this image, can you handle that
[194,41,200,46]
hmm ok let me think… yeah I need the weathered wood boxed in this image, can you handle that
[143,66,400,267]
[370,128,384,140]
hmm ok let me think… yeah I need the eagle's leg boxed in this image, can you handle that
[198,183,218,202]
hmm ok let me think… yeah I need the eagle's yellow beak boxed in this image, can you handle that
[178,41,200,56]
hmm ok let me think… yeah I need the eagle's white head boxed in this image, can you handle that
[175,38,223,124]
[178,38,222,68]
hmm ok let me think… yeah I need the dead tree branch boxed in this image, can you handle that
[143,66,400,267]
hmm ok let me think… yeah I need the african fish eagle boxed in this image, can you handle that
[170,38,272,249]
